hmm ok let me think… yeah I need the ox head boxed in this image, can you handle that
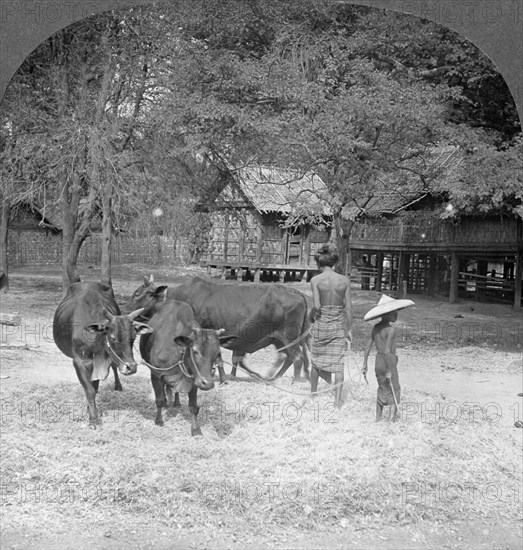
[163,325,238,391]
[123,274,168,318]
[84,308,153,375]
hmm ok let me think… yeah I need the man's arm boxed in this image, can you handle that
[362,328,374,373]
[309,277,321,322]
[344,279,353,331]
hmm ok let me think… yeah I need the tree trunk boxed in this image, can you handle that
[61,175,94,294]
[332,213,354,275]
[100,180,113,287]
[0,200,10,293]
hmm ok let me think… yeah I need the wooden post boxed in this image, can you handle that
[477,259,488,298]
[254,268,261,283]
[345,248,352,277]
[449,251,459,303]
[396,251,404,296]
[281,229,288,264]
[223,214,229,262]
[404,253,410,295]
[303,226,312,266]
[255,224,263,263]
[0,199,10,293]
[376,253,383,292]
[238,222,245,264]
[514,251,522,310]
[427,255,437,294]
[388,253,394,291]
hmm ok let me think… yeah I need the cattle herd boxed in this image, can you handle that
[52,275,312,434]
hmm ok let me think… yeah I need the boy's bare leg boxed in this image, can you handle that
[390,403,399,422]
[375,401,384,422]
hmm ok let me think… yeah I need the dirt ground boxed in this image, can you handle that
[1,264,522,550]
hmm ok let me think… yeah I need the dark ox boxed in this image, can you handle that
[126,275,310,381]
[139,299,237,435]
[53,282,152,427]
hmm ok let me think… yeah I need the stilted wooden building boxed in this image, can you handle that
[201,166,332,282]
[348,191,522,309]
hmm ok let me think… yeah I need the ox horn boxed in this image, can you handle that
[127,307,145,320]
[216,328,226,336]
[143,274,154,286]
[102,308,116,322]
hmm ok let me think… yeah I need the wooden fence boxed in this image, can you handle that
[8,232,189,266]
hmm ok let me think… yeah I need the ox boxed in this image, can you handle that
[53,282,152,427]
[139,299,237,435]
[125,275,310,381]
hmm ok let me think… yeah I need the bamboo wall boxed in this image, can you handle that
[7,231,186,266]
[205,209,330,266]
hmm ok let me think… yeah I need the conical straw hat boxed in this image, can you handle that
[364,294,415,321]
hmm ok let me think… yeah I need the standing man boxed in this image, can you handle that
[309,245,353,409]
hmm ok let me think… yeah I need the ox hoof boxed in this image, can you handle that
[219,380,228,386]
[89,420,102,429]
[514,421,523,428]
[114,385,123,392]
[191,427,203,437]
[173,403,182,409]
[155,419,164,427]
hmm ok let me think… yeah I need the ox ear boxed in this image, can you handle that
[174,335,193,347]
[84,322,108,334]
[133,322,154,336]
[217,332,239,347]
[153,285,168,296]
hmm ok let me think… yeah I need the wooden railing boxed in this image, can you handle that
[351,217,521,246]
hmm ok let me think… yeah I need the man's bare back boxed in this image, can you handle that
[310,269,352,329]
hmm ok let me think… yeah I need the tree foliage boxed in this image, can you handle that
[1,0,520,284]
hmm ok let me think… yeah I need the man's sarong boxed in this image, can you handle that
[375,352,401,406]
[310,305,347,373]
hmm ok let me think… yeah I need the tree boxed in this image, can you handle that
[441,134,523,219]
[1,0,518,286]
[0,8,178,289]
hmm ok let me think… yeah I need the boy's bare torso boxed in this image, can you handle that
[372,321,397,354]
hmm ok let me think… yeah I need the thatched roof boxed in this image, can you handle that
[216,166,332,215]
[343,145,464,218]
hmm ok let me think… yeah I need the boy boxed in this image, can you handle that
[309,245,353,409]
[362,294,414,422]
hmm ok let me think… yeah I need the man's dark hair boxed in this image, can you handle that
[314,245,339,267]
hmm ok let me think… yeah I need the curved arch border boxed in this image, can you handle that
[0,0,521,121]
